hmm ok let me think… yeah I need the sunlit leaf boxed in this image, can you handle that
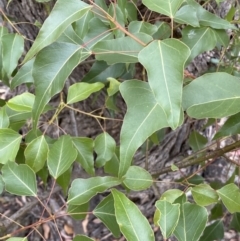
[112,189,154,241]
[155,200,180,239]
[119,80,168,177]
[32,42,90,129]
[7,93,35,112]
[123,166,153,191]
[217,183,240,213]
[94,132,116,167]
[72,137,95,176]
[93,193,121,237]
[0,107,9,128]
[173,202,208,241]
[139,39,190,129]
[160,189,184,203]
[25,135,49,172]
[183,73,240,119]
[0,128,22,164]
[68,177,120,205]
[6,238,28,241]
[107,78,120,96]
[2,162,37,196]
[67,82,104,104]
[47,135,77,179]
[93,33,152,64]
[23,0,91,62]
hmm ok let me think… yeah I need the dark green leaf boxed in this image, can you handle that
[67,202,89,220]
[56,167,72,195]
[230,212,240,232]
[73,235,94,241]
[0,175,4,194]
[152,21,171,40]
[199,220,224,241]
[189,131,208,152]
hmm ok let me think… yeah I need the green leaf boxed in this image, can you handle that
[142,0,184,18]
[217,183,240,213]
[155,200,180,238]
[118,80,168,177]
[93,193,121,238]
[0,107,9,128]
[7,93,35,112]
[128,21,157,36]
[23,0,91,63]
[47,135,77,179]
[2,162,37,196]
[25,135,49,172]
[81,61,125,84]
[182,27,229,64]
[160,189,184,203]
[138,39,190,129]
[230,213,240,232]
[67,176,120,205]
[183,73,240,119]
[191,184,218,206]
[73,10,94,39]
[72,137,95,176]
[188,131,208,152]
[67,202,89,220]
[57,167,72,195]
[32,42,90,129]
[152,21,171,40]
[104,151,120,177]
[209,203,223,220]
[123,166,153,191]
[0,128,22,164]
[10,58,35,89]
[94,132,116,167]
[174,5,199,27]
[173,203,208,241]
[67,82,104,104]
[112,189,154,241]
[93,33,152,64]
[107,78,120,96]
[73,235,94,241]
[6,238,28,241]
[0,175,4,194]
[2,33,24,78]
[186,0,237,30]
[214,112,240,139]
[199,220,224,241]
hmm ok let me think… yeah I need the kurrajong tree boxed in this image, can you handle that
[0,0,240,240]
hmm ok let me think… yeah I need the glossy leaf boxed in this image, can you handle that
[67,82,104,104]
[217,183,240,213]
[47,135,77,179]
[199,220,224,241]
[155,200,180,238]
[23,0,91,62]
[191,184,218,206]
[25,135,49,172]
[2,162,37,196]
[186,0,237,30]
[7,93,35,112]
[183,73,240,119]
[0,128,22,164]
[93,33,152,64]
[67,176,120,205]
[93,193,121,237]
[128,21,157,36]
[182,27,229,64]
[10,58,35,89]
[214,112,240,139]
[160,189,184,203]
[123,166,153,191]
[32,42,90,129]
[188,131,208,152]
[67,202,89,220]
[173,203,208,241]
[142,0,184,18]
[0,107,9,128]
[174,5,199,27]
[2,33,24,78]
[119,80,168,177]
[72,137,94,176]
[73,235,94,241]
[139,39,190,129]
[94,132,116,167]
[112,189,154,241]
[81,61,125,84]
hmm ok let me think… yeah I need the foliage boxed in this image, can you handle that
[0,0,240,240]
